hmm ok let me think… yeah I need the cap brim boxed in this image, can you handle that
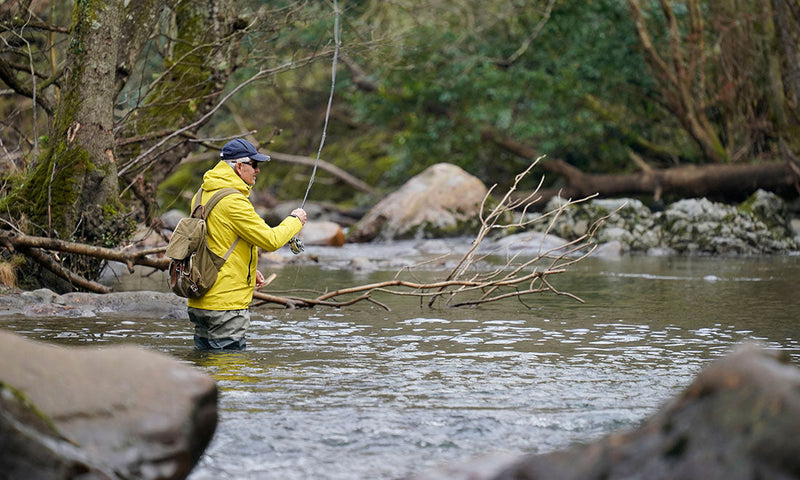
[251,153,271,162]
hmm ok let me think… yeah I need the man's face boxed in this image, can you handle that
[236,160,260,186]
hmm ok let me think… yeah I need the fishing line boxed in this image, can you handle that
[302,0,340,208]
[289,0,340,255]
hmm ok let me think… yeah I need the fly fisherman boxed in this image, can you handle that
[187,138,307,351]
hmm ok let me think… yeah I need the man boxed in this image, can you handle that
[187,138,307,351]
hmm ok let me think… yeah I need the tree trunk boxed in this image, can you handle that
[16,0,128,243]
[1,0,238,291]
[114,0,242,220]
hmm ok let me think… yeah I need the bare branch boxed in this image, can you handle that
[1,233,169,271]
[3,166,601,306]
[116,48,339,179]
[270,151,377,196]
[500,0,557,67]
[19,246,112,294]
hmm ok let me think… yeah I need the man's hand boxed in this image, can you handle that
[255,270,266,289]
[290,208,307,225]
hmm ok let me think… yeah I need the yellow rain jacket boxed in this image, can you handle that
[187,161,302,311]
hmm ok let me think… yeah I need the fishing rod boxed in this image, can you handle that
[289,0,340,255]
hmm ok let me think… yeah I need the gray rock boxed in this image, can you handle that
[591,240,624,257]
[349,256,378,271]
[744,189,794,235]
[0,330,217,480]
[532,193,799,255]
[297,220,346,246]
[0,290,187,319]
[1,380,119,479]
[160,209,187,231]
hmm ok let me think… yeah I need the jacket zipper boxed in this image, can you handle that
[247,246,253,285]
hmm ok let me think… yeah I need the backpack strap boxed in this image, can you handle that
[191,187,241,259]
[191,187,239,219]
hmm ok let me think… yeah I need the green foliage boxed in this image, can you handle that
[339,0,691,190]
[150,0,798,209]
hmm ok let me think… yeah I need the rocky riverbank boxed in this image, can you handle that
[528,189,800,256]
[281,164,800,257]
[154,164,800,260]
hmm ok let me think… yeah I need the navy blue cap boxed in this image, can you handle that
[220,138,271,162]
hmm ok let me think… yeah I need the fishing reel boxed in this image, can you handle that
[289,237,304,255]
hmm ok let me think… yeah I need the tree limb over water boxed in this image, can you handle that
[1,161,604,308]
[253,159,606,310]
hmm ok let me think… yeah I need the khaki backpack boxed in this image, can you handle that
[166,187,240,298]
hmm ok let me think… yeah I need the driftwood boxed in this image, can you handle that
[1,160,602,306]
[252,158,606,310]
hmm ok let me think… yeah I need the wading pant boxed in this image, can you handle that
[188,307,250,351]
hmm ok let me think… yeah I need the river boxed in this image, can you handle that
[2,243,799,479]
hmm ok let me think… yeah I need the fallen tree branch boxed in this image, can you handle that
[3,164,601,306]
[1,233,169,272]
[20,246,111,294]
[251,160,603,309]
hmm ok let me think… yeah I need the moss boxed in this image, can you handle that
[0,381,61,436]
[416,216,484,239]
[24,146,89,237]
[157,160,216,214]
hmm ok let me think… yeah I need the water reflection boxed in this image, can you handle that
[1,255,798,479]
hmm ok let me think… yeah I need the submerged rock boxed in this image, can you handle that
[0,330,217,480]
[411,344,800,480]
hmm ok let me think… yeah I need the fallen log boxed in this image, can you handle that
[482,126,800,203]
[1,233,169,271]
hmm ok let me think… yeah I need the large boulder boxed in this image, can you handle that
[0,330,217,480]
[348,163,488,242]
[297,220,346,247]
[412,344,800,480]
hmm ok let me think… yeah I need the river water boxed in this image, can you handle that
[2,243,799,479]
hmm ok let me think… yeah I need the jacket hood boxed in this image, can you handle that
[200,161,251,195]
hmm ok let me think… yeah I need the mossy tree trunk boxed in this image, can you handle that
[1,0,238,291]
[12,0,132,287]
